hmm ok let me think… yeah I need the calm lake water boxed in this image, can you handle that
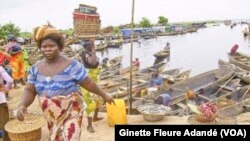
[96,24,250,77]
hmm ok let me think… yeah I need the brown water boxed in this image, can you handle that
[96,24,250,76]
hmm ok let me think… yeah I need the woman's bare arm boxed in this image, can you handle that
[17,83,37,120]
[18,84,37,108]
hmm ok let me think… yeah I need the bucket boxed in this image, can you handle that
[106,99,127,127]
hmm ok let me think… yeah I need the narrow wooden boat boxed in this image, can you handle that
[100,66,120,80]
[228,52,250,71]
[107,68,181,98]
[137,62,167,74]
[107,39,123,48]
[101,56,122,72]
[96,43,107,51]
[219,58,250,84]
[153,49,170,59]
[168,78,242,116]
[131,66,235,110]
[162,70,191,83]
[119,66,139,75]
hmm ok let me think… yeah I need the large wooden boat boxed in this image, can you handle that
[131,66,235,111]
[107,68,181,98]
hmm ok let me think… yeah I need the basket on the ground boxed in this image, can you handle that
[244,97,250,112]
[5,114,47,141]
[137,104,171,122]
[216,98,236,108]
[195,113,217,123]
[188,114,237,125]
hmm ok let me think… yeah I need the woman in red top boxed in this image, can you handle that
[133,58,140,68]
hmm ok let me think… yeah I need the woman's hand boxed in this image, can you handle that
[16,105,28,121]
[104,94,115,105]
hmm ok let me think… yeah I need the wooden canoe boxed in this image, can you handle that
[101,56,122,72]
[166,78,242,116]
[107,39,123,48]
[228,52,250,71]
[153,49,170,59]
[107,68,181,99]
[219,58,250,84]
[131,66,235,110]
[212,85,250,116]
[101,64,170,92]
[100,66,120,80]
[137,62,167,74]
[109,56,122,68]
[96,43,107,51]
[162,70,191,83]
[119,66,139,75]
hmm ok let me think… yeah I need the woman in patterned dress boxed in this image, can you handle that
[16,24,114,141]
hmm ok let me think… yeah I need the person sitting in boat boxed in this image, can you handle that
[230,44,239,55]
[133,58,140,68]
[147,68,163,95]
[164,42,170,50]
[102,57,110,68]
[154,93,171,107]
[149,68,163,88]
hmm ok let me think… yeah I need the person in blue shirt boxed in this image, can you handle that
[154,93,171,106]
[147,68,163,95]
[149,68,163,89]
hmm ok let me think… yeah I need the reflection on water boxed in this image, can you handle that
[96,24,250,76]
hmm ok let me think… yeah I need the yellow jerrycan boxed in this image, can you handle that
[106,99,127,127]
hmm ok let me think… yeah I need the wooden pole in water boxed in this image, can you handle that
[129,0,135,115]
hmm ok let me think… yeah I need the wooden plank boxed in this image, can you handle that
[218,85,235,92]
[176,103,187,109]
[119,87,127,91]
[137,79,147,83]
[197,94,211,101]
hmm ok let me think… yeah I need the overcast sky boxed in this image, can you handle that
[0,0,249,32]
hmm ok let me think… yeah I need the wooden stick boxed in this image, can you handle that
[240,87,250,101]
[214,73,237,97]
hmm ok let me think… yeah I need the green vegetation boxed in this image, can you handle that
[158,16,168,25]
[0,23,21,39]
[20,32,33,39]
[0,17,226,39]
[140,17,152,27]
[113,27,120,34]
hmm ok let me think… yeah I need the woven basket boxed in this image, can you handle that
[188,114,237,125]
[216,98,236,108]
[137,104,171,122]
[195,113,217,123]
[244,98,250,112]
[5,114,46,141]
[7,128,41,141]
